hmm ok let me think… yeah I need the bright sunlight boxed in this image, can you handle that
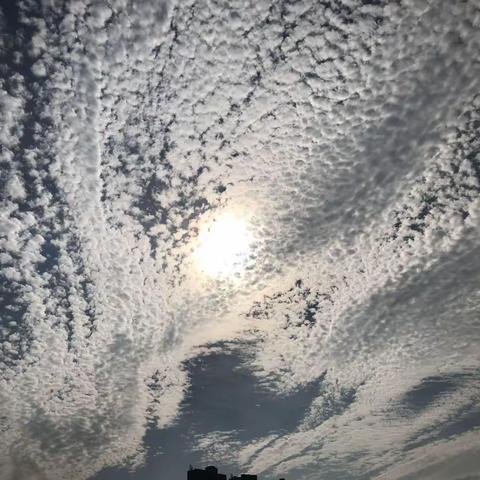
[194,214,253,278]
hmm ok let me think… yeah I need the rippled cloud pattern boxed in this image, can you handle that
[0,1,479,479]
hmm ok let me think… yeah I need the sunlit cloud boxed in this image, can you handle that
[0,0,479,479]
[193,214,254,278]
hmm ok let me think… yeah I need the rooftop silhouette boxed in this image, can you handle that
[187,465,285,480]
[188,465,227,480]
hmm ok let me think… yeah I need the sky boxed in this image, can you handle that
[0,1,479,480]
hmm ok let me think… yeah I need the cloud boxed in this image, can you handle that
[0,0,479,479]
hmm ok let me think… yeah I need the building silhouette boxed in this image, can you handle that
[188,465,283,480]
[188,465,227,480]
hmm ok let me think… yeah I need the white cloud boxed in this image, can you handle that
[0,0,479,479]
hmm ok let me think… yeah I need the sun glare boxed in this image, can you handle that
[194,214,253,277]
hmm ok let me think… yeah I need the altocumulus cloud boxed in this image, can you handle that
[0,0,479,480]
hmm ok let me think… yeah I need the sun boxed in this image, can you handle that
[194,214,253,278]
